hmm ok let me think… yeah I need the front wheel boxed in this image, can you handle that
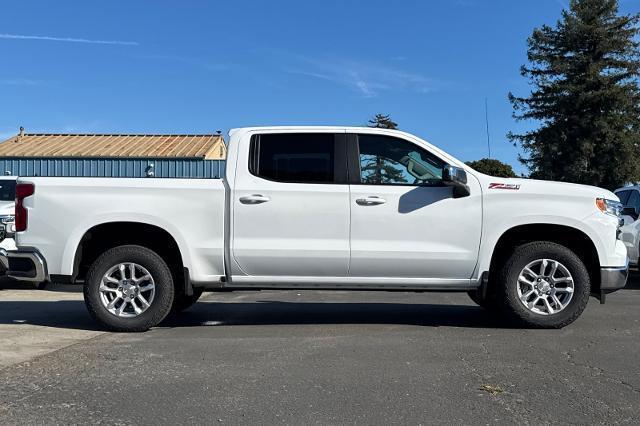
[496,241,590,329]
[84,245,175,332]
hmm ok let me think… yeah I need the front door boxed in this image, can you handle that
[232,132,350,277]
[348,133,482,279]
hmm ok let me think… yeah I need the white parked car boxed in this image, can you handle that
[0,177,17,252]
[614,185,640,266]
[0,127,628,331]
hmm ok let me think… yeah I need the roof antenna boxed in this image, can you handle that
[484,98,491,158]
[17,126,24,143]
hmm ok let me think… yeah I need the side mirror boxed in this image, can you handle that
[443,165,470,198]
[622,206,638,221]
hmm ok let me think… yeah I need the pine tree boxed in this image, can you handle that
[359,156,408,184]
[508,0,640,189]
[362,114,405,183]
[367,114,398,130]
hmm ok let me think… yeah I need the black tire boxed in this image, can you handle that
[495,241,590,329]
[172,287,204,313]
[84,245,175,332]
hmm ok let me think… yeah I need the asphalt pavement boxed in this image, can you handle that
[0,278,639,424]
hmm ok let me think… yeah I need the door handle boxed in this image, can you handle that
[356,196,386,206]
[239,194,271,204]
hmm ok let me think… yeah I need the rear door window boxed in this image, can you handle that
[250,133,346,184]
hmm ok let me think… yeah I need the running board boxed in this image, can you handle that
[197,276,480,291]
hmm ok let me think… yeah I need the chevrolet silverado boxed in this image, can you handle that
[0,127,628,331]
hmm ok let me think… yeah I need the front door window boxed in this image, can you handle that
[357,134,444,186]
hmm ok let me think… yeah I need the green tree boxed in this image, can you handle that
[362,114,405,183]
[360,155,408,184]
[465,158,517,178]
[367,113,398,130]
[508,0,640,189]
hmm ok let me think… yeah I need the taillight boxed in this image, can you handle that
[15,183,34,232]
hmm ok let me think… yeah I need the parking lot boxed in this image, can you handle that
[1,277,639,425]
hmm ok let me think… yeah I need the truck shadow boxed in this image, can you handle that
[0,300,103,331]
[4,273,640,331]
[397,186,450,214]
[0,299,513,331]
[163,301,512,329]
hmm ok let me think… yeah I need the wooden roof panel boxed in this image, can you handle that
[0,134,226,159]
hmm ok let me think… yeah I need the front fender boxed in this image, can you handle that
[476,213,617,277]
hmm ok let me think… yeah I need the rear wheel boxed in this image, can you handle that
[84,245,175,332]
[495,241,590,328]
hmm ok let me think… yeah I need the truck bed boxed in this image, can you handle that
[16,177,227,284]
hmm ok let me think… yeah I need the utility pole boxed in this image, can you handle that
[484,98,491,158]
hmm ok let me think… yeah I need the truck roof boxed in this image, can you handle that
[227,126,465,169]
[229,126,408,134]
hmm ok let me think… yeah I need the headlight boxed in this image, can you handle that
[596,198,622,217]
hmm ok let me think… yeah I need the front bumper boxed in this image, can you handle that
[0,248,48,282]
[600,260,629,293]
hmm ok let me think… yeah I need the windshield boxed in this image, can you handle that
[0,180,16,202]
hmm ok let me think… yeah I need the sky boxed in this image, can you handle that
[1,0,638,174]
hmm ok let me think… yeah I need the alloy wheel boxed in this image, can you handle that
[99,262,155,317]
[516,258,574,315]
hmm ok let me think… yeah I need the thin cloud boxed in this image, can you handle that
[0,33,138,46]
[354,80,374,97]
[286,56,439,98]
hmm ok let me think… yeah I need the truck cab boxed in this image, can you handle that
[227,128,482,287]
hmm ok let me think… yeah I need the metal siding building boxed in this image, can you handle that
[0,133,226,178]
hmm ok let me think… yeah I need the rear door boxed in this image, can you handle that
[348,133,482,280]
[231,132,350,277]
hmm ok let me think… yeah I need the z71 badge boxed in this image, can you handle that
[489,183,521,190]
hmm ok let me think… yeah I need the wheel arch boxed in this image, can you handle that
[487,223,602,293]
[71,221,185,284]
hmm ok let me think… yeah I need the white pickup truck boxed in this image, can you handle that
[0,127,628,331]
[614,185,640,267]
